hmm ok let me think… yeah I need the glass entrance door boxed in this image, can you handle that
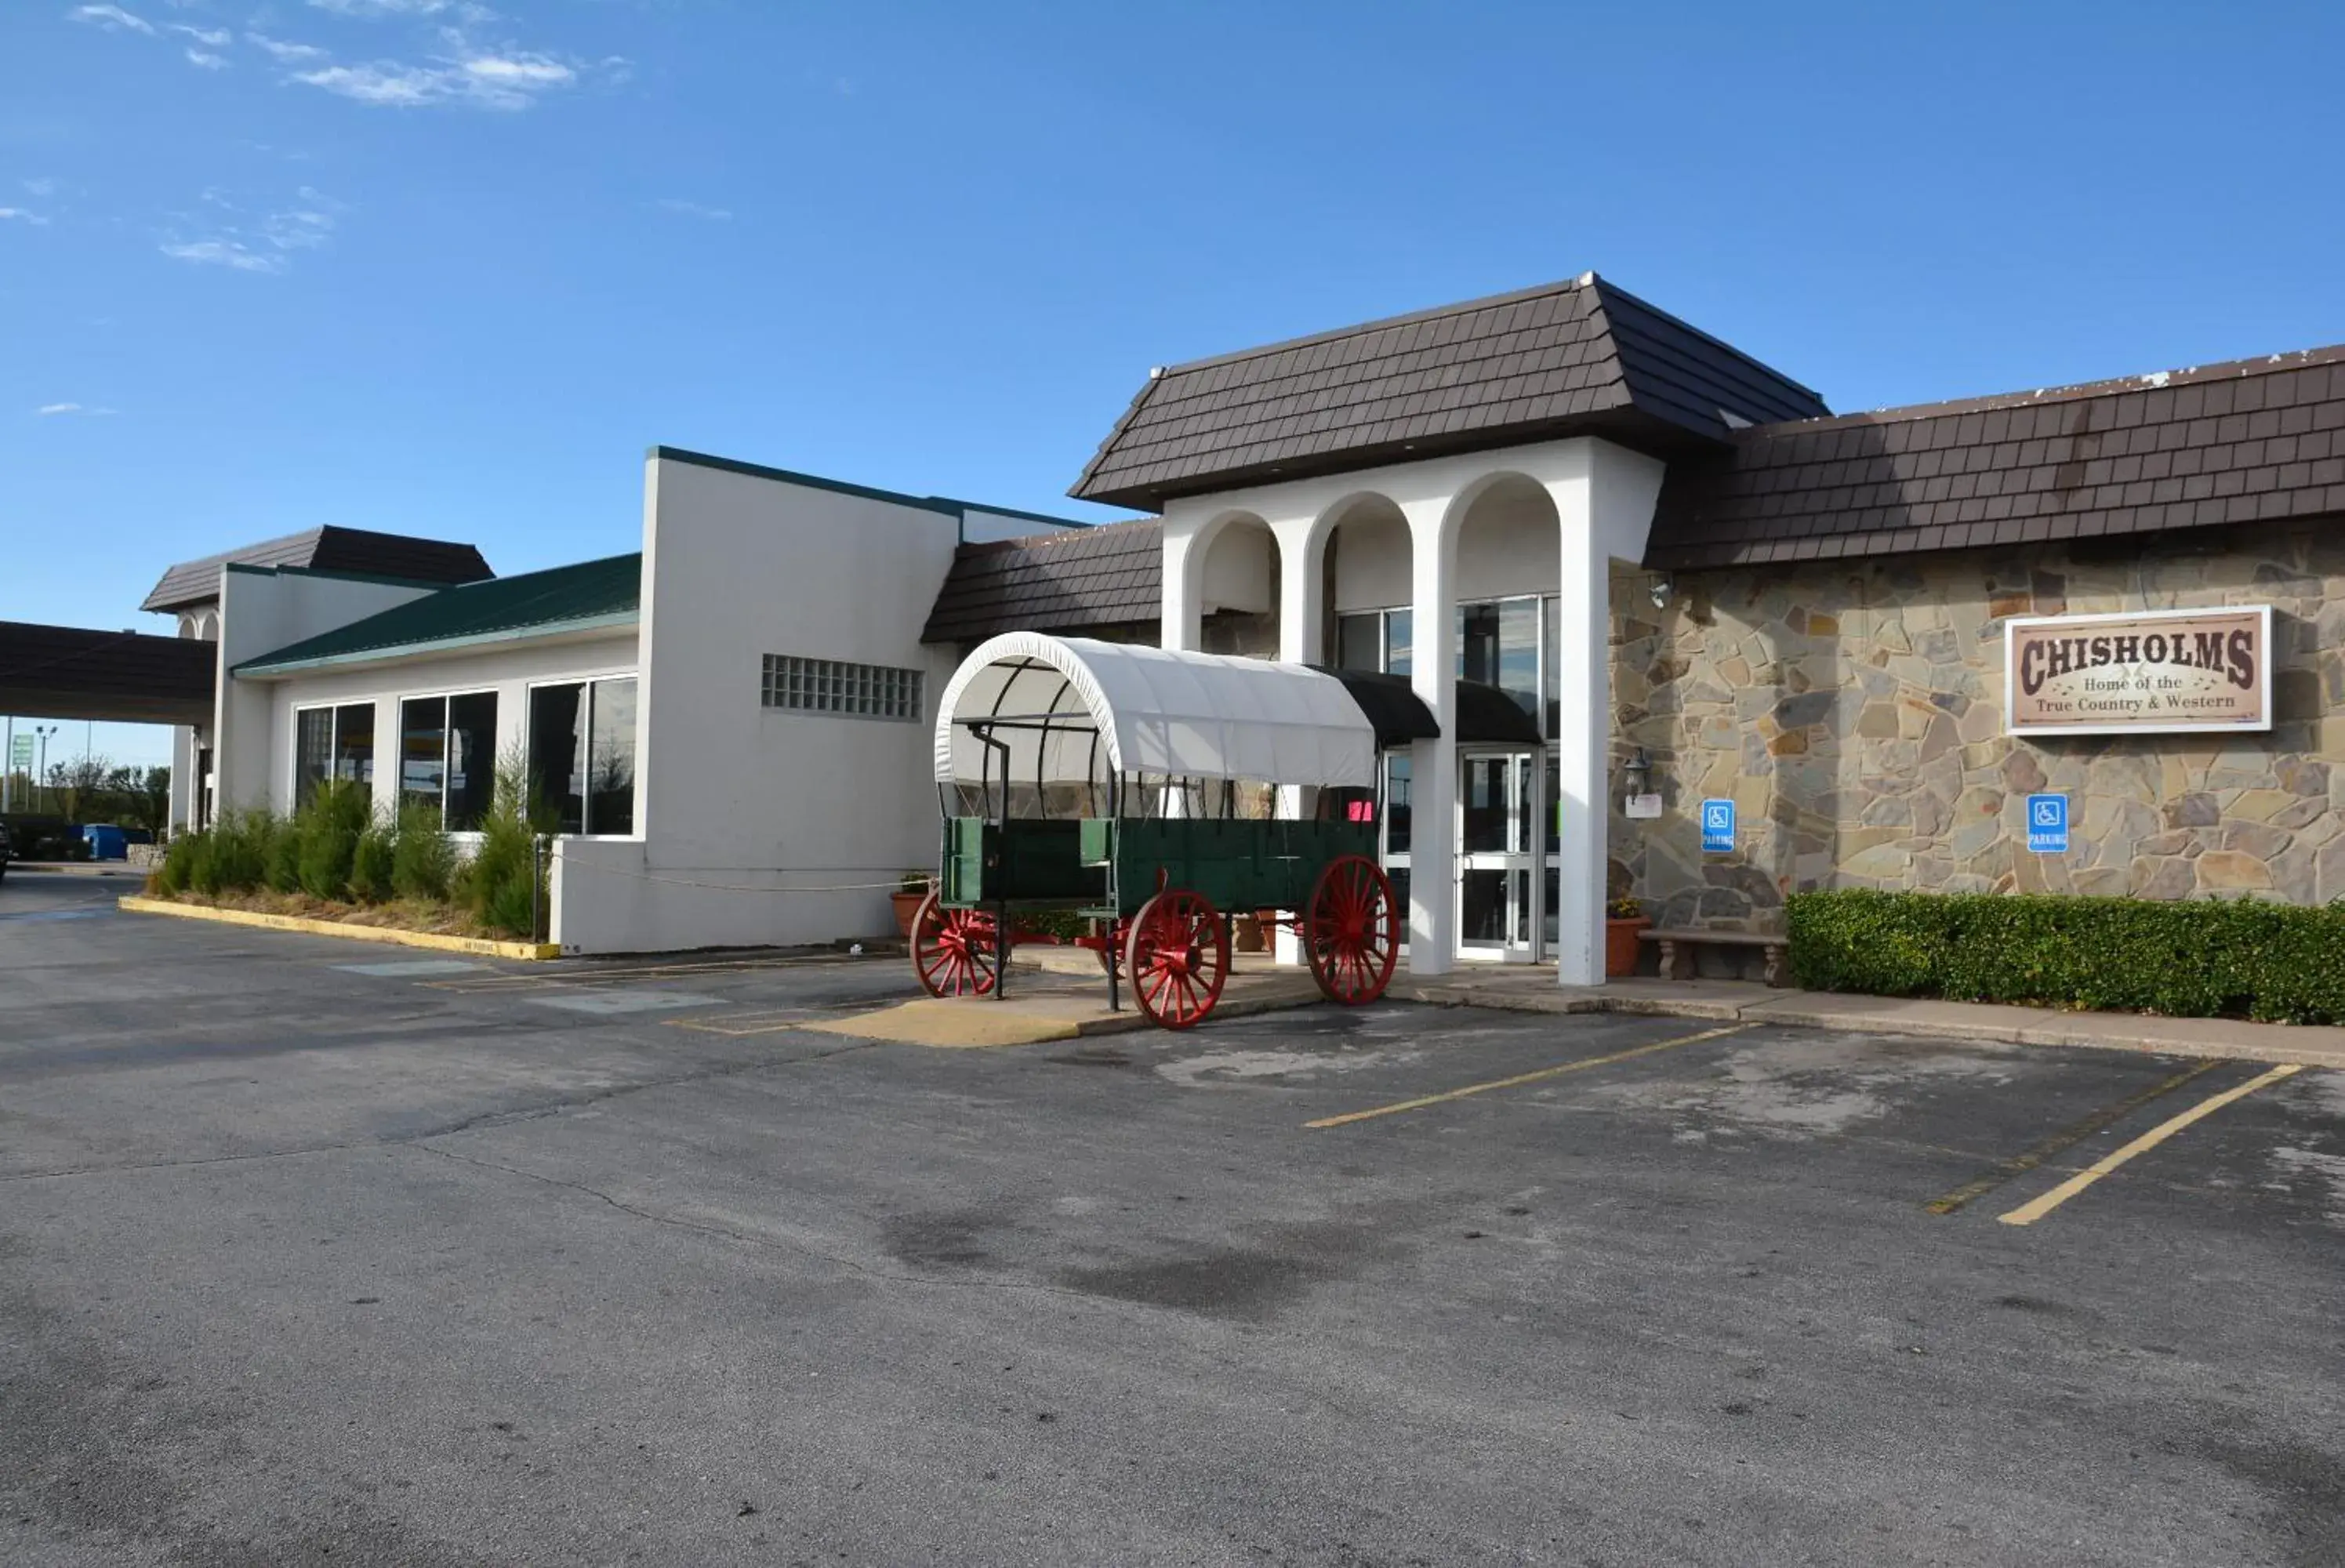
[1457,749,1537,960]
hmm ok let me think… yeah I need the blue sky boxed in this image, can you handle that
[6,1,2344,768]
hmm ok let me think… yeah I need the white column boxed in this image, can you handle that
[1160,524,1205,652]
[1545,454,1609,988]
[1403,495,1456,975]
[1270,514,1327,967]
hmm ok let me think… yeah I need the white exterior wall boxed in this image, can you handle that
[212,569,441,816]
[1158,436,1663,983]
[249,630,640,824]
[599,455,969,953]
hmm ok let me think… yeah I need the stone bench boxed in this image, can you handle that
[1639,927,1789,987]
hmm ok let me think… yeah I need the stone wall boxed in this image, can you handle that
[1607,523,2345,932]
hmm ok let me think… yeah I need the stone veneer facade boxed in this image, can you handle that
[1606,521,2345,932]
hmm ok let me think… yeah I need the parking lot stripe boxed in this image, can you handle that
[1996,1062,2305,1228]
[1303,1024,1748,1130]
[1925,1058,2225,1215]
[665,1009,829,1036]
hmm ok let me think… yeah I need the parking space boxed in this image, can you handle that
[4,874,2341,1566]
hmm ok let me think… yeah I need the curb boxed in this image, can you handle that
[1399,982,2345,1072]
[116,896,561,961]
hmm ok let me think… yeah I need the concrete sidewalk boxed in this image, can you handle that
[1401,969,2345,1072]
[951,942,2345,1068]
[811,945,1320,1046]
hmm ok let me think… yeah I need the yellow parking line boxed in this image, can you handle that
[1997,1062,2303,1227]
[1305,1024,1748,1130]
[1926,1058,2225,1215]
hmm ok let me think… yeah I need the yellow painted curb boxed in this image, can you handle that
[116,895,561,961]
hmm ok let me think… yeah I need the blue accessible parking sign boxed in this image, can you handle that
[1700,798,1736,853]
[2027,793,2068,854]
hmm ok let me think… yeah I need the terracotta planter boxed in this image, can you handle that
[1605,916,1650,978]
[891,889,928,938]
[1233,913,1266,953]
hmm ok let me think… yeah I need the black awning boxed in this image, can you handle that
[1451,679,1545,746]
[1312,669,1543,750]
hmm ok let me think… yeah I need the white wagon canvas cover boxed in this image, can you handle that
[933,633,1378,789]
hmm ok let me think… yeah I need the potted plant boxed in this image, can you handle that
[891,871,932,938]
[1606,895,1650,978]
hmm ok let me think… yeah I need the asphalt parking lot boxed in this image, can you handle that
[4,869,2343,1567]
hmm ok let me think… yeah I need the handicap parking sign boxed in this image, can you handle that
[2026,793,2068,854]
[1700,798,1736,853]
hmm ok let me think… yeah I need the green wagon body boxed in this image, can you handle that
[937,815,1379,919]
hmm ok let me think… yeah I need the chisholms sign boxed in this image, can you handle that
[2004,605,2272,737]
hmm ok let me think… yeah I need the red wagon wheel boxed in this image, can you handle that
[1304,853,1400,1006]
[910,891,998,997]
[1123,888,1228,1030]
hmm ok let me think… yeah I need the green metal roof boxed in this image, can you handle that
[234,553,641,677]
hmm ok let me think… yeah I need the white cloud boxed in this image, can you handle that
[68,4,155,34]
[306,0,462,14]
[160,238,285,273]
[655,199,731,221]
[160,187,340,274]
[184,47,227,68]
[23,178,58,197]
[165,22,227,45]
[247,32,329,63]
[262,205,334,250]
[292,48,583,110]
[289,61,437,106]
[35,402,117,416]
[0,207,50,226]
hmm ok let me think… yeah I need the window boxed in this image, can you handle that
[527,677,637,836]
[397,691,499,831]
[1331,609,1414,677]
[1457,598,1539,720]
[760,655,923,721]
[293,702,376,810]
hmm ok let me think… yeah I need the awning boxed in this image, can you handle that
[1312,670,1540,749]
[934,633,1379,788]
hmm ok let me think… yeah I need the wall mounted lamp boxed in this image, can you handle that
[1621,747,1653,797]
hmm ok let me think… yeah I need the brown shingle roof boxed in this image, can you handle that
[1647,343,2345,569]
[141,526,493,613]
[1070,274,1828,510]
[921,521,1161,644]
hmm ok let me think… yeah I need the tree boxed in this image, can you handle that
[45,755,111,823]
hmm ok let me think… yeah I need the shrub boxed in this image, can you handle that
[154,829,200,896]
[349,818,396,903]
[294,780,370,900]
[261,812,301,894]
[198,811,271,895]
[1788,889,2345,1025]
[390,800,456,902]
[458,753,550,938]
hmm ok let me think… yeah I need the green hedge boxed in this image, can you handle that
[1787,889,2345,1024]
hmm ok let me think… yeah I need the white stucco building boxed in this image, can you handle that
[150,274,1834,975]
[151,448,1086,953]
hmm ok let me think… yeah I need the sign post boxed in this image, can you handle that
[5,728,28,812]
